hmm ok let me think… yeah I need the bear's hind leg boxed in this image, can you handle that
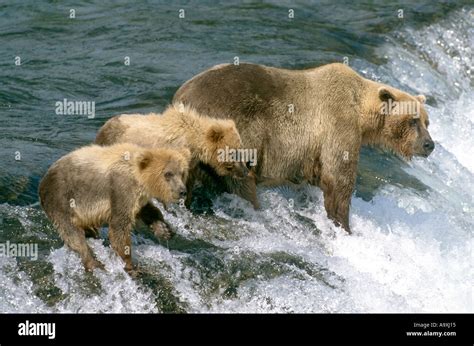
[56,218,105,271]
[319,153,358,234]
[320,175,353,233]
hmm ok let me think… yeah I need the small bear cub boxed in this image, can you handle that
[39,143,190,272]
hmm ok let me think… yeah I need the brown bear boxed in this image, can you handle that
[173,62,434,233]
[39,143,190,272]
[95,103,251,210]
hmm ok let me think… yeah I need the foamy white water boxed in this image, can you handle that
[0,7,472,313]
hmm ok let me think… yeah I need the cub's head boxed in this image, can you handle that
[138,148,190,204]
[378,87,434,159]
[204,120,250,178]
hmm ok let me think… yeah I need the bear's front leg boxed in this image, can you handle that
[108,214,134,272]
[319,149,358,234]
[108,174,141,272]
[322,183,352,233]
[137,202,175,240]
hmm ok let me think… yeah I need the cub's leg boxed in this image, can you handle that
[137,202,175,240]
[56,218,104,271]
[108,179,139,272]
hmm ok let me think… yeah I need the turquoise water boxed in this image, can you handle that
[0,1,472,312]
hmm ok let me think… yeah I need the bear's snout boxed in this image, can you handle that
[422,138,435,156]
[414,128,435,158]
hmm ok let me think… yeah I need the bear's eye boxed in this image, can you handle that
[165,171,174,179]
[409,118,418,127]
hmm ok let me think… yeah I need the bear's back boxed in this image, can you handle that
[174,63,298,123]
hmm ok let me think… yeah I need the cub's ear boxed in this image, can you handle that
[378,87,396,102]
[207,125,225,143]
[138,151,153,170]
[416,94,426,103]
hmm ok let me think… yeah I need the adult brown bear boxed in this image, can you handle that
[173,62,434,233]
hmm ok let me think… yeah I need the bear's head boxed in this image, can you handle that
[377,87,434,159]
[138,148,190,204]
[203,120,250,178]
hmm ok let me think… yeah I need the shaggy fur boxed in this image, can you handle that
[173,62,434,233]
[39,143,190,272]
[95,104,250,207]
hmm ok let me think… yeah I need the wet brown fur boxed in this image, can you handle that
[173,62,434,233]
[95,104,249,207]
[39,143,190,272]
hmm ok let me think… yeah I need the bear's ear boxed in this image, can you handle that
[207,125,225,143]
[415,94,426,103]
[138,151,153,170]
[378,87,396,102]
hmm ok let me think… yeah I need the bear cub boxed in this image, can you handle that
[95,103,251,209]
[39,143,190,272]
